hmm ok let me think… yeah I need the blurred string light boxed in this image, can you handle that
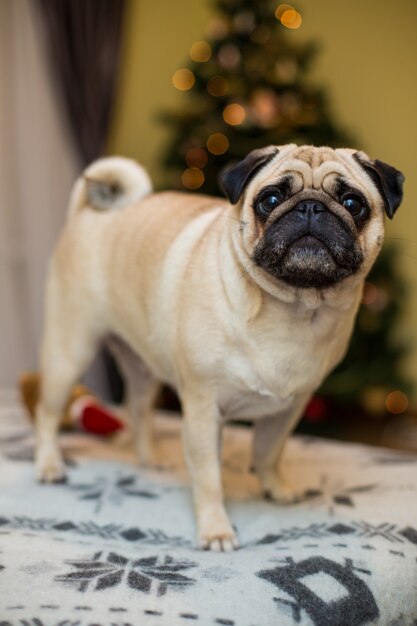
[275,4,302,29]
[362,281,389,312]
[232,10,256,35]
[275,3,293,18]
[182,167,205,189]
[223,103,246,126]
[361,386,387,416]
[172,68,195,91]
[281,10,302,29]
[206,132,229,155]
[217,43,241,70]
[386,390,409,414]
[250,88,281,128]
[275,57,299,82]
[207,75,229,97]
[185,147,208,168]
[206,16,230,39]
[250,24,271,44]
[189,41,212,63]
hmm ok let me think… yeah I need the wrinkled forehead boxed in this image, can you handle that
[255,145,363,191]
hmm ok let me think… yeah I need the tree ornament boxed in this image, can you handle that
[189,41,212,63]
[280,91,302,120]
[367,286,389,312]
[223,103,246,126]
[386,390,409,415]
[275,57,298,83]
[217,43,241,70]
[207,133,230,155]
[206,16,230,39]
[250,24,271,44]
[172,68,195,91]
[304,396,328,423]
[207,75,229,97]
[250,88,281,128]
[361,386,389,416]
[185,147,208,168]
[181,167,205,189]
[232,10,256,34]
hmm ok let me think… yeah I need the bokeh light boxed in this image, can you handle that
[172,68,195,91]
[275,4,302,29]
[281,9,302,29]
[275,57,298,82]
[207,75,229,97]
[189,41,212,63]
[206,16,230,39]
[250,25,271,44]
[217,43,241,70]
[386,391,409,414]
[181,167,205,189]
[275,3,294,19]
[232,10,256,34]
[361,386,387,416]
[362,283,389,312]
[185,147,208,168]
[206,133,230,155]
[250,88,280,128]
[223,103,246,126]
[362,282,378,305]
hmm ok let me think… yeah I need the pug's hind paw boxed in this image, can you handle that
[36,445,67,483]
[261,474,305,505]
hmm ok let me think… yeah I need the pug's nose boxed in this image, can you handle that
[295,200,326,216]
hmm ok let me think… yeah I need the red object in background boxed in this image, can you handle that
[73,399,124,436]
[304,396,328,423]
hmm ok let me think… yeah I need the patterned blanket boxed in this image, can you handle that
[0,389,416,626]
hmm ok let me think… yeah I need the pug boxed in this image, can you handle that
[35,144,404,551]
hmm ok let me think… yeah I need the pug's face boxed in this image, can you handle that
[220,145,404,289]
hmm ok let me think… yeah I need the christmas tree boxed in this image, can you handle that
[159,0,412,426]
[160,0,352,194]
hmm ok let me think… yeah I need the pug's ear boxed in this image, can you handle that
[219,147,279,204]
[354,152,405,219]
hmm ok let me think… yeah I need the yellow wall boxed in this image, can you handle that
[109,0,417,394]
[108,0,212,186]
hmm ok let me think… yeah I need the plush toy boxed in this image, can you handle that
[19,371,124,436]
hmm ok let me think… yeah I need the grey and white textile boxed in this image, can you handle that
[0,390,416,626]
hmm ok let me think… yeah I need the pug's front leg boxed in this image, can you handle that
[182,390,238,552]
[253,399,309,503]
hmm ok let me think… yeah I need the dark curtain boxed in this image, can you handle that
[37,0,127,401]
[37,0,125,165]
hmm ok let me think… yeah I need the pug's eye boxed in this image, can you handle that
[342,195,365,217]
[256,194,281,218]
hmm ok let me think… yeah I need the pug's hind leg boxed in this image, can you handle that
[253,399,308,503]
[107,337,159,466]
[182,389,238,552]
[36,320,99,483]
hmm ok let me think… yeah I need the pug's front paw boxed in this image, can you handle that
[197,505,239,552]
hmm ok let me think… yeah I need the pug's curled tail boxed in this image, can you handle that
[67,156,153,216]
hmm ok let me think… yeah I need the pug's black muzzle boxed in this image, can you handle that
[252,201,364,289]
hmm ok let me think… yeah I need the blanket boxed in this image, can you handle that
[0,389,416,626]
